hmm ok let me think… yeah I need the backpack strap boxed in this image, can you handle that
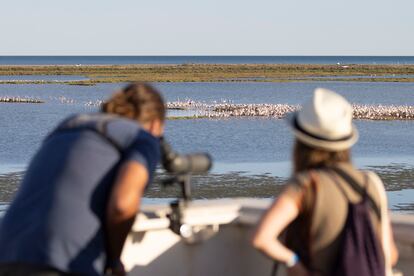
[47,114,124,154]
[330,166,381,219]
[327,170,352,202]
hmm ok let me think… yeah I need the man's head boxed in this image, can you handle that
[101,83,166,137]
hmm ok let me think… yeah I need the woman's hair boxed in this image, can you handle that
[293,139,351,173]
[101,83,166,123]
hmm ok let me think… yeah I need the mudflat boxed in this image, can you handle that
[1,64,414,84]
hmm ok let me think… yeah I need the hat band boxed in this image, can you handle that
[294,115,353,142]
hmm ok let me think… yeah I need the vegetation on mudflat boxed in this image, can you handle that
[1,64,414,85]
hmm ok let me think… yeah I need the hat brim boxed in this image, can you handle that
[286,112,359,151]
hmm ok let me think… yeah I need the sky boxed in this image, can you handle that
[1,0,413,56]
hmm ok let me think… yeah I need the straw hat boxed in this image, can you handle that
[287,88,358,151]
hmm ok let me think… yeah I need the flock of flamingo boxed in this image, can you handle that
[1,97,413,120]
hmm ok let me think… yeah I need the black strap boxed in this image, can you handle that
[330,167,381,219]
[270,261,279,276]
[328,171,352,201]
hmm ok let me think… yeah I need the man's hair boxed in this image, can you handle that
[293,139,351,173]
[101,83,166,123]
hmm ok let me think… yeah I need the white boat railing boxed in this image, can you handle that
[123,198,414,276]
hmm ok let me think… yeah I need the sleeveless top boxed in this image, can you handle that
[283,163,383,276]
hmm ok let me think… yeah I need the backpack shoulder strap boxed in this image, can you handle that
[330,166,381,219]
[48,114,124,154]
[326,170,351,202]
[93,116,124,154]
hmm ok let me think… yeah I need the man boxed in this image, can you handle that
[0,83,165,275]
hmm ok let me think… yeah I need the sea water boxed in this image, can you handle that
[0,81,413,212]
[1,56,414,65]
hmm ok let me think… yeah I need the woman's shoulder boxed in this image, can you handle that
[286,171,311,190]
[287,168,333,188]
[362,170,387,208]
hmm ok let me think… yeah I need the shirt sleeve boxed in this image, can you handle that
[123,130,161,186]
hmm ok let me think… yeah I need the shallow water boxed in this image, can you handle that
[1,81,414,106]
[0,82,413,212]
[1,162,413,212]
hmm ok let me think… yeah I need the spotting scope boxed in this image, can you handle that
[160,137,213,237]
[160,137,212,174]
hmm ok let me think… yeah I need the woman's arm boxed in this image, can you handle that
[105,161,149,275]
[368,171,399,267]
[252,193,300,263]
[252,190,310,276]
[385,215,399,266]
[252,189,314,276]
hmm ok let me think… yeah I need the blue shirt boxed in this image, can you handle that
[0,113,161,275]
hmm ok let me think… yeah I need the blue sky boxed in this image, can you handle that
[1,0,413,55]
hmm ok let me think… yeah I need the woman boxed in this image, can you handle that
[252,88,398,276]
[0,83,165,276]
